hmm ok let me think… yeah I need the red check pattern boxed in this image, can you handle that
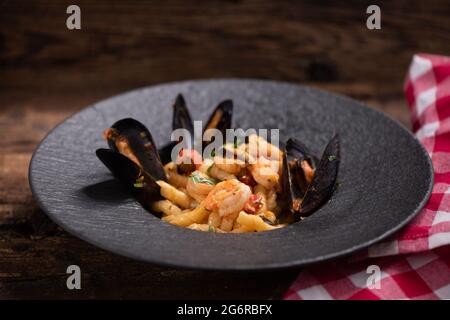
[284,54,450,300]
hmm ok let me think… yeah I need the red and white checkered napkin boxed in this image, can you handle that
[284,54,450,300]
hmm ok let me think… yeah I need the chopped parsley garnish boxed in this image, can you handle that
[208,226,216,233]
[190,172,217,185]
[134,176,146,188]
[328,155,337,161]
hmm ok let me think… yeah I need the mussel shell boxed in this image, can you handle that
[286,138,320,195]
[204,99,233,141]
[106,118,166,181]
[280,134,340,219]
[286,138,318,168]
[158,141,176,165]
[172,94,194,135]
[96,148,162,213]
[280,147,296,209]
[299,134,340,216]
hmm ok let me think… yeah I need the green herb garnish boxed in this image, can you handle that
[328,155,337,161]
[134,175,146,188]
[208,226,216,233]
[190,172,217,185]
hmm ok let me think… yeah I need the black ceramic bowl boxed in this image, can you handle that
[29,80,433,270]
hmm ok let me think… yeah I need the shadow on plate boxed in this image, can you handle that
[81,178,131,203]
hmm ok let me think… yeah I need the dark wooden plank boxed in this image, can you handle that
[1,0,450,95]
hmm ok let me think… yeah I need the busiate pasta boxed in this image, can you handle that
[151,134,288,233]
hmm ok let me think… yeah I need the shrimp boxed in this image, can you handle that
[266,188,278,211]
[208,211,222,228]
[203,179,251,217]
[213,156,245,174]
[250,157,279,189]
[220,211,239,231]
[208,164,236,180]
[186,170,215,203]
[247,134,283,162]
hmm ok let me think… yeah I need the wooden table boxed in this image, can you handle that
[1,1,449,299]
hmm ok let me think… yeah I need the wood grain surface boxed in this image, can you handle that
[0,0,449,299]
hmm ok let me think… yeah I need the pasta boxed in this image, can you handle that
[156,180,192,209]
[152,200,182,217]
[153,135,290,233]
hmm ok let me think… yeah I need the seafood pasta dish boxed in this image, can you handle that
[96,94,340,233]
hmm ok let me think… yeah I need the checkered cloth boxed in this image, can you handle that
[284,54,450,300]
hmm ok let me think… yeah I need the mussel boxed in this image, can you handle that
[103,118,166,181]
[281,134,340,219]
[96,94,234,215]
[96,148,163,213]
[171,93,233,145]
[162,94,233,172]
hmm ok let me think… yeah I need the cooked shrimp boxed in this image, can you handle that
[247,134,283,161]
[250,157,279,189]
[204,179,251,217]
[208,211,222,228]
[186,171,215,202]
[220,211,239,231]
[213,156,245,174]
[208,164,236,180]
[266,188,278,211]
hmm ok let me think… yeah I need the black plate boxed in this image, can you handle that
[29,80,433,270]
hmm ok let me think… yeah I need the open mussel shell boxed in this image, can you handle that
[167,94,234,164]
[96,148,162,214]
[286,138,319,194]
[204,99,233,139]
[172,94,194,135]
[281,134,340,219]
[104,118,166,181]
[286,138,318,167]
[299,134,340,216]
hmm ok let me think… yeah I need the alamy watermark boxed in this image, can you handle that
[66,5,81,30]
[366,264,382,289]
[65,5,380,31]
[366,5,381,30]
[66,265,81,290]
